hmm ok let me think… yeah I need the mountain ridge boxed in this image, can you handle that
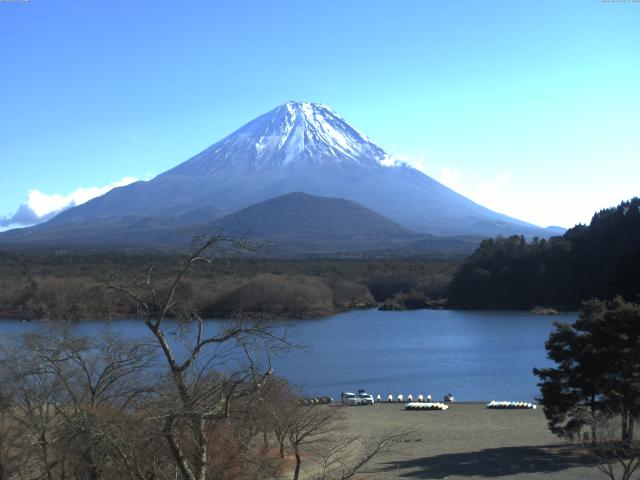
[0,193,481,257]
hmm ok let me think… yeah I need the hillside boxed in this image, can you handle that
[448,198,640,309]
[211,192,411,239]
[0,193,481,257]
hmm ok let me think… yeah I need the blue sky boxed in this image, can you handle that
[1,0,639,228]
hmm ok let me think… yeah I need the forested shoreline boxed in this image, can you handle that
[1,198,638,320]
[0,255,455,320]
[449,198,640,310]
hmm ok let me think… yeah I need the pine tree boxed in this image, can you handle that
[534,298,640,442]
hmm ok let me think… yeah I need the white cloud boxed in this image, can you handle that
[379,156,397,167]
[26,176,139,217]
[1,176,140,228]
[382,146,430,172]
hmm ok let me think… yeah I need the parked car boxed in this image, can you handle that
[357,389,375,405]
[341,392,359,406]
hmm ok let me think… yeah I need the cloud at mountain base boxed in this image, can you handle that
[0,176,140,228]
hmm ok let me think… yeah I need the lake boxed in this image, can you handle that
[0,309,576,402]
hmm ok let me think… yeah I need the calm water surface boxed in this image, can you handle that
[0,309,576,402]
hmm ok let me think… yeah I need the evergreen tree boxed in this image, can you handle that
[535,298,640,442]
[449,197,640,309]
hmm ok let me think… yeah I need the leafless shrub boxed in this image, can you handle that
[575,411,640,480]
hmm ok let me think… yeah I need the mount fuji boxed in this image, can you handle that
[0,102,556,252]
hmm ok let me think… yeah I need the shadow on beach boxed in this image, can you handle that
[382,444,593,478]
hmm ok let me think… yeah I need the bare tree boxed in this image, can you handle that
[0,391,29,480]
[286,404,341,480]
[0,237,383,480]
[33,330,156,480]
[282,400,408,480]
[102,237,291,480]
[310,430,409,480]
[258,378,298,459]
[0,326,159,480]
[575,410,640,480]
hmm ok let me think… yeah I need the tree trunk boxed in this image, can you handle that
[590,394,597,445]
[194,417,207,480]
[163,416,195,480]
[622,409,631,443]
[84,447,101,480]
[293,445,301,480]
[41,432,54,480]
[60,452,66,480]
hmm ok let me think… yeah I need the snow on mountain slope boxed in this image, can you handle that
[167,102,389,176]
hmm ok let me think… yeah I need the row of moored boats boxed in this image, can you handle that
[486,401,537,409]
[379,394,445,403]
[405,402,449,411]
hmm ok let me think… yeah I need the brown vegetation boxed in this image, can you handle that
[0,253,456,320]
[0,238,405,480]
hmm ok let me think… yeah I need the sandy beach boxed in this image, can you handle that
[338,403,602,480]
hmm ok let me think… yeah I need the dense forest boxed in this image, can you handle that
[0,254,455,320]
[449,198,640,309]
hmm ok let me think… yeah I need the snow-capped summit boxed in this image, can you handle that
[254,101,385,165]
[168,101,390,175]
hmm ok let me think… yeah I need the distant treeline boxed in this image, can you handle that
[0,254,456,320]
[448,198,640,309]
[6,199,636,319]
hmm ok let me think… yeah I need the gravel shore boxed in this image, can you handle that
[338,403,602,479]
